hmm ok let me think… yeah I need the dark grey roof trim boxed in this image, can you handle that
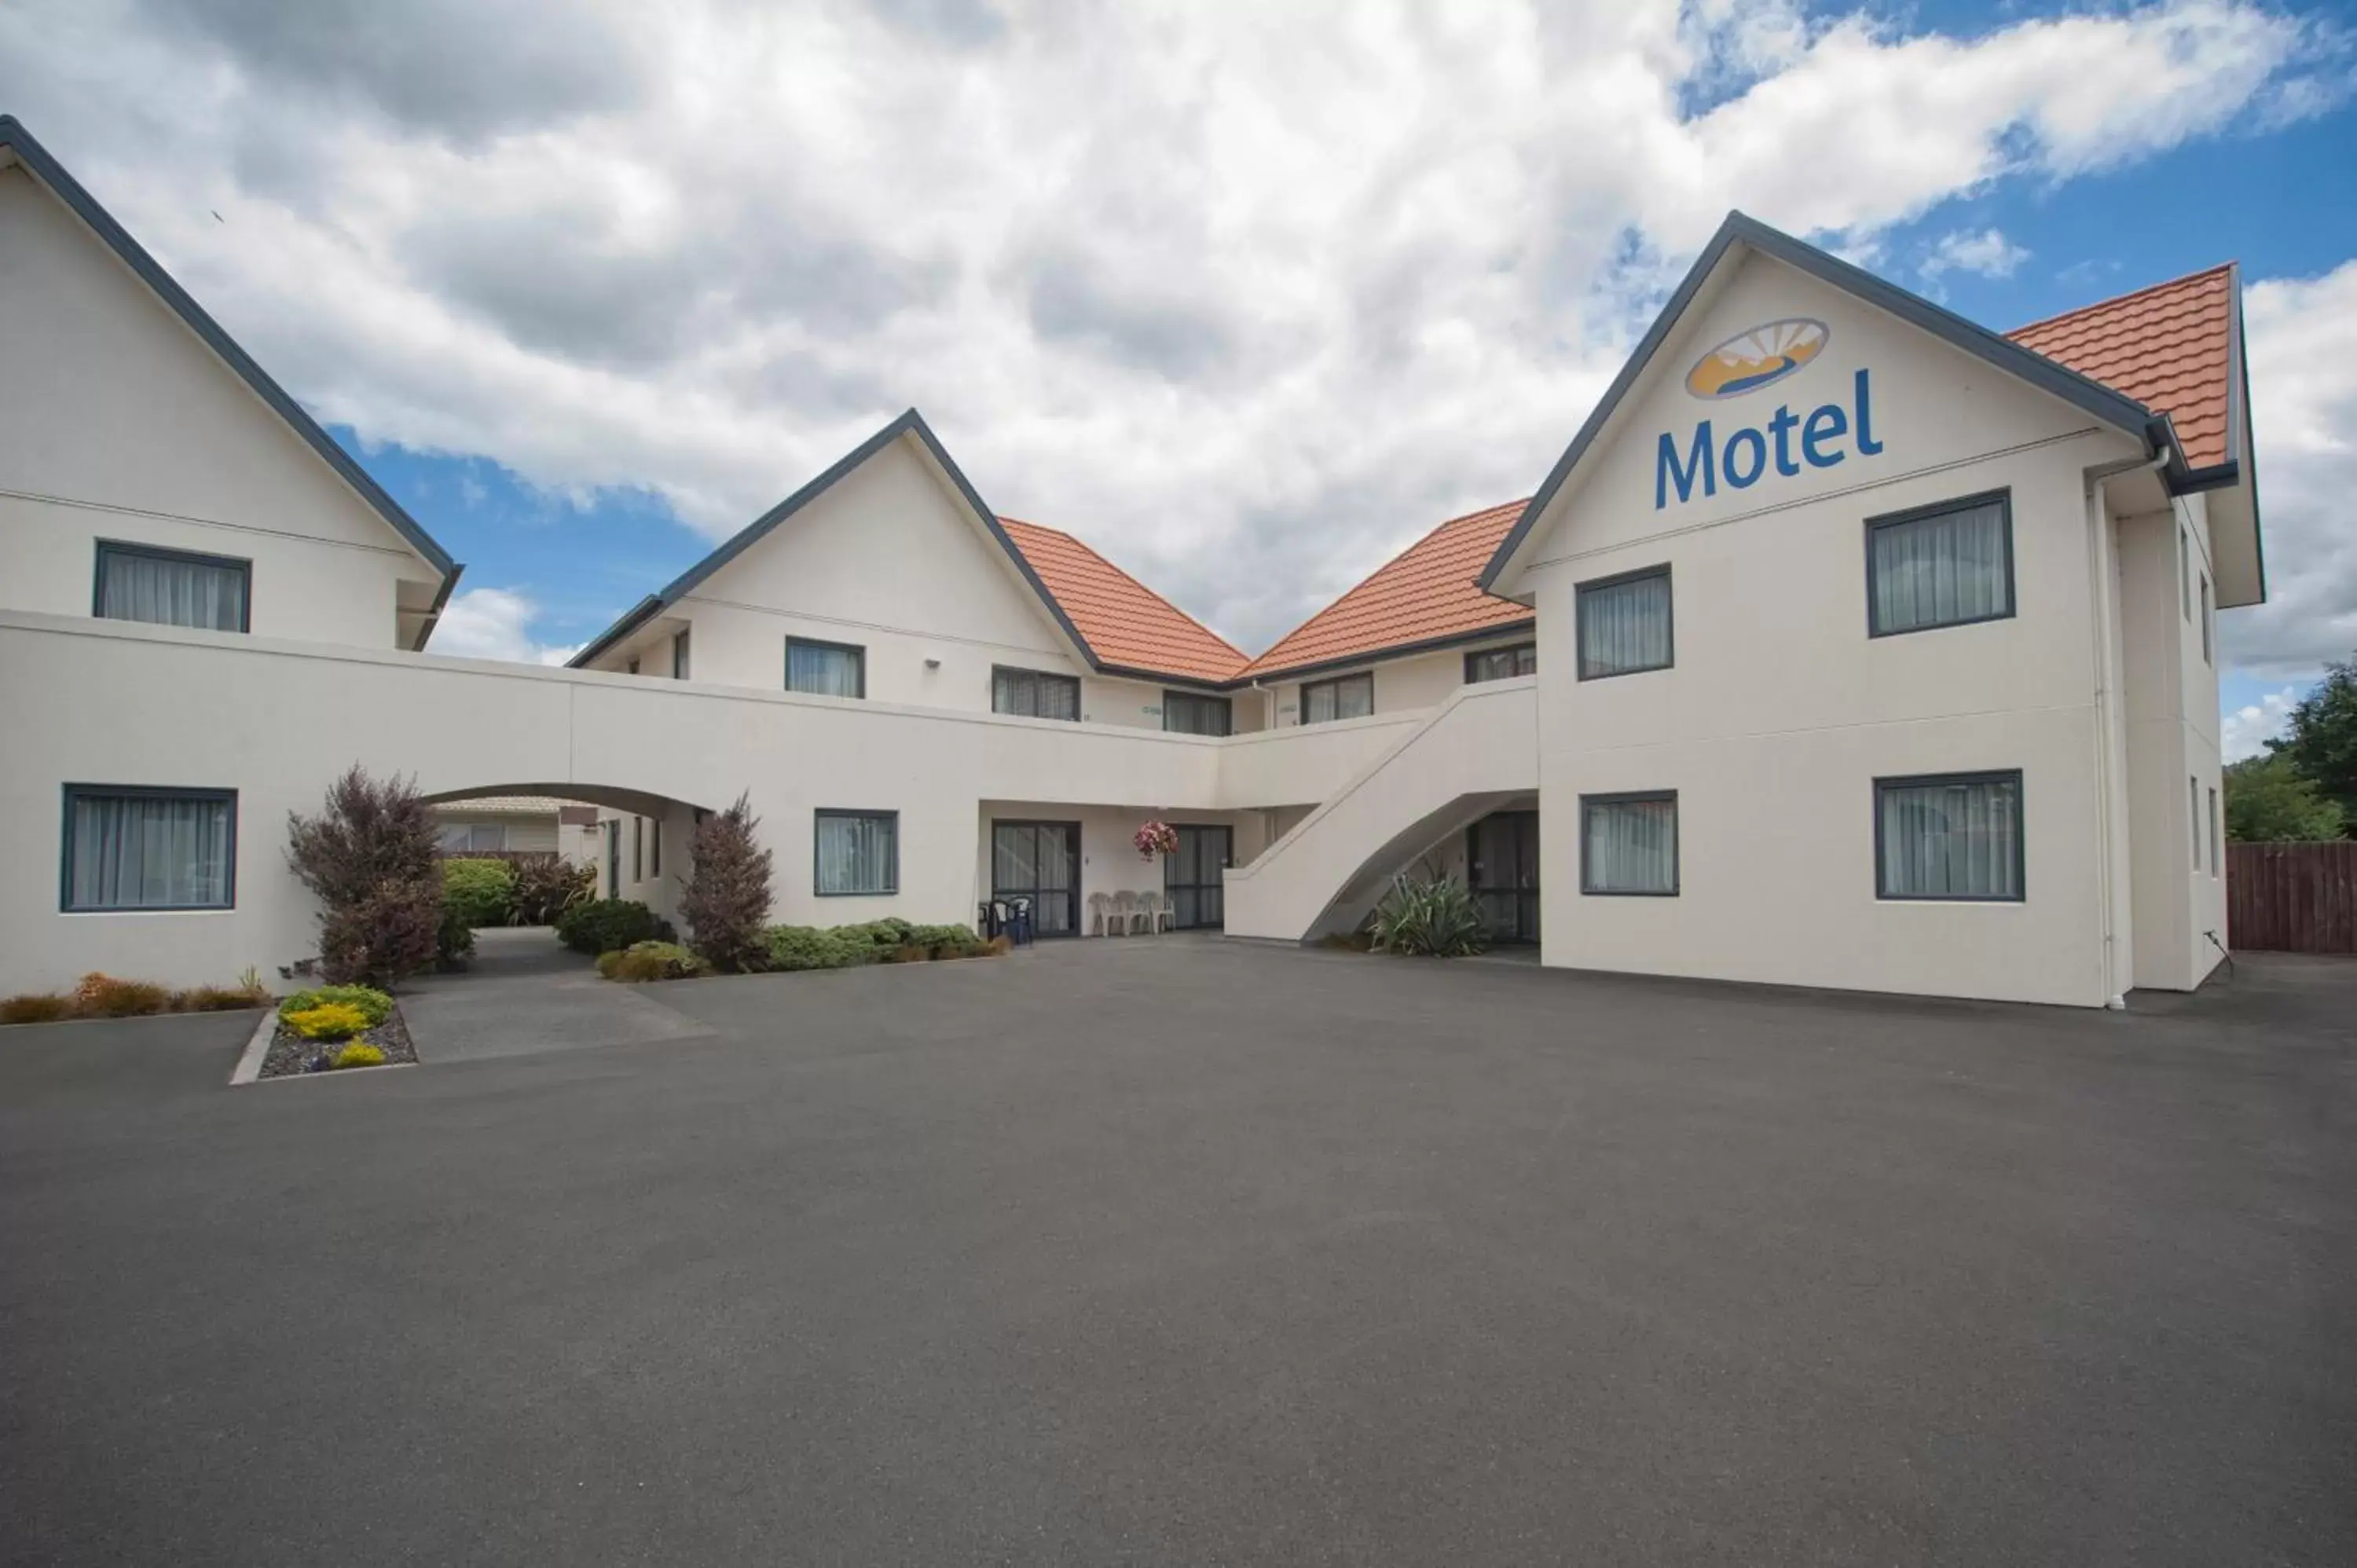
[1096,662,1241,694]
[1237,617,1537,687]
[1479,210,2177,594]
[568,408,1098,671]
[411,562,464,652]
[0,116,460,593]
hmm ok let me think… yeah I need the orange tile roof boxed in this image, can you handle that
[2006,262,2237,471]
[1241,500,1531,679]
[999,517,1249,683]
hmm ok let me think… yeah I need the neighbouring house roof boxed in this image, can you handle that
[0,115,463,648]
[2006,263,2238,474]
[998,518,1248,685]
[429,796,568,815]
[1241,500,1532,680]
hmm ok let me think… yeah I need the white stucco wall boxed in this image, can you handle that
[0,165,442,648]
[1263,632,1536,728]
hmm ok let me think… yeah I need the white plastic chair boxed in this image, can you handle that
[1138,889,1168,933]
[1109,889,1138,936]
[1086,891,1110,936]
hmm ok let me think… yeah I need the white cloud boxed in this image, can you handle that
[0,0,2343,650]
[2221,683,2310,761]
[1921,227,2030,284]
[426,587,581,665]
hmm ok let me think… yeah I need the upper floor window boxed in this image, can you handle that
[1465,643,1536,683]
[2199,574,2212,665]
[1575,566,1672,679]
[1163,691,1232,735]
[94,540,249,633]
[1875,770,2022,902]
[672,628,691,680]
[2179,526,2191,621]
[1300,672,1373,725]
[1866,491,2013,638]
[62,784,236,911]
[992,665,1080,721]
[787,636,865,698]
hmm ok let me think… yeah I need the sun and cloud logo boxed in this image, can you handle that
[1684,318,1830,400]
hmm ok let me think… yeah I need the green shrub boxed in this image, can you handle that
[762,925,877,972]
[1,993,75,1025]
[286,766,442,985]
[73,973,170,1017]
[278,985,394,1027]
[330,1042,387,1069]
[595,941,715,983]
[555,899,675,956]
[441,859,515,929]
[890,944,931,964]
[1369,874,1488,958]
[284,1002,372,1041]
[907,923,980,954]
[173,984,270,1013]
[510,856,595,925]
[845,918,914,948]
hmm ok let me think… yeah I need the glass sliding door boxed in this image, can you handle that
[1467,810,1540,943]
[991,821,1080,936]
[1164,825,1232,929]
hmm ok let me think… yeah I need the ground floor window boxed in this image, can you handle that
[1580,792,1677,896]
[1164,824,1231,928]
[1875,770,2022,901]
[816,810,897,896]
[1300,672,1373,724]
[438,822,506,853]
[62,785,236,910]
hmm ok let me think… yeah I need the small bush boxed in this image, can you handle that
[510,857,595,925]
[844,918,914,948]
[907,923,980,955]
[278,985,394,1027]
[73,973,170,1017]
[436,903,476,971]
[1369,873,1487,958]
[330,1042,387,1069]
[763,925,877,972]
[595,941,715,983]
[682,793,775,973]
[284,1002,372,1042]
[441,859,515,929]
[984,934,1014,957]
[174,985,269,1013]
[287,767,442,985]
[1,993,75,1025]
[555,899,675,956]
[890,944,931,964]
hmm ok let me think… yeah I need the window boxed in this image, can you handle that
[632,816,643,883]
[2190,776,2201,867]
[1875,771,2022,902]
[1465,643,1537,683]
[2179,527,2191,621]
[672,628,691,680]
[650,816,662,880]
[2209,788,2220,878]
[1865,491,2014,637]
[1300,672,1373,724]
[786,637,865,698]
[93,540,249,632]
[61,785,235,911]
[816,810,897,896]
[1576,566,1673,679]
[1581,793,1677,896]
[626,656,640,676]
[437,822,506,853]
[1163,691,1233,735]
[992,665,1080,721]
[2199,575,2212,665]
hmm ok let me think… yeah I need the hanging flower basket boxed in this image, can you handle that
[1133,820,1179,861]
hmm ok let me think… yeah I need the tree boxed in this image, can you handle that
[680,793,773,973]
[285,765,442,985]
[2224,753,2345,843]
[2275,654,2357,835]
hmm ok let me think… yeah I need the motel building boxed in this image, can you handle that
[0,115,2261,1009]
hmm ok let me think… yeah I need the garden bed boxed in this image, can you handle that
[257,986,420,1079]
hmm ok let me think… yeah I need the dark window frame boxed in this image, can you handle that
[672,628,691,680]
[1464,642,1537,683]
[2199,574,2212,665]
[632,816,643,883]
[813,808,900,897]
[59,783,238,912]
[1299,671,1374,725]
[1863,489,2016,639]
[1574,564,1674,680]
[1871,768,2026,903]
[1578,789,1680,897]
[1162,689,1233,735]
[786,636,867,698]
[991,664,1081,722]
[92,539,253,633]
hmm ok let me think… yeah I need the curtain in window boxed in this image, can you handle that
[994,669,1079,720]
[68,793,232,909]
[1871,500,2009,634]
[817,814,895,894]
[1878,776,2019,899]
[672,629,691,680]
[787,642,863,697]
[1468,645,1536,683]
[1578,574,1670,676]
[1164,692,1231,735]
[98,548,246,632]
[1582,797,1675,894]
[1303,675,1373,724]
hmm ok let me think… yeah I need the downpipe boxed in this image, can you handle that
[2084,446,2172,1010]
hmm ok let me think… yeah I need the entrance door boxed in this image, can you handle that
[1467,810,1539,943]
[1164,825,1232,929]
[992,821,1080,937]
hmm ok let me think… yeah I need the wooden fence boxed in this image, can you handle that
[2227,841,2357,954]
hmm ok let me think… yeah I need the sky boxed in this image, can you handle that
[2,0,2352,756]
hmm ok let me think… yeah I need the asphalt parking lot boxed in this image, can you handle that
[2,937,2351,1565]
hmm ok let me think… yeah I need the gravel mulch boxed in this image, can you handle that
[258,1006,420,1080]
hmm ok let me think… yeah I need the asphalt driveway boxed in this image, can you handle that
[2,941,2352,1566]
